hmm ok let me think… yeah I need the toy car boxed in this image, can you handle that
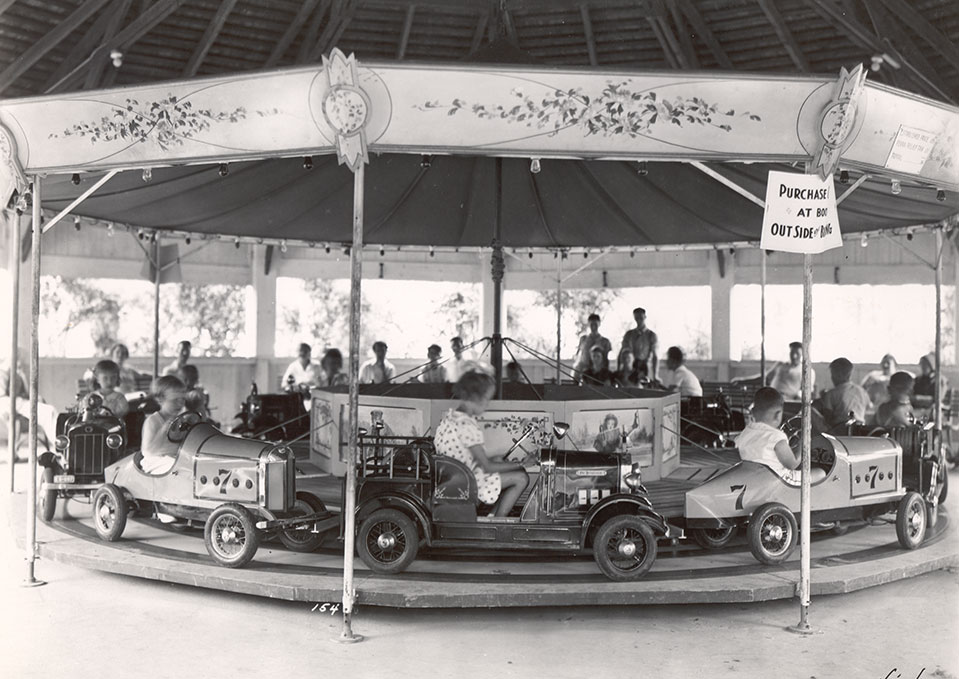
[684,420,946,564]
[681,394,745,448]
[351,423,672,581]
[91,411,335,568]
[38,393,149,522]
[232,382,309,441]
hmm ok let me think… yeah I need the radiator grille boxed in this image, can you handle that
[70,432,117,478]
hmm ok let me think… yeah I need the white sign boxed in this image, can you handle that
[760,171,842,254]
[884,125,936,174]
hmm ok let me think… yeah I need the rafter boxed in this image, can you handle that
[668,2,699,68]
[0,0,113,95]
[580,5,598,66]
[756,0,809,72]
[876,0,959,74]
[397,4,416,59]
[675,0,733,69]
[467,11,489,57]
[84,0,132,89]
[265,0,323,68]
[308,0,358,63]
[296,1,330,63]
[646,17,680,69]
[862,0,941,98]
[0,0,17,19]
[42,2,116,91]
[182,0,239,78]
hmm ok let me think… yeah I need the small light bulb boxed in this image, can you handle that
[937,189,946,202]
[325,244,331,254]
[234,238,240,248]
[71,173,81,185]
[528,250,533,259]
[839,170,849,184]
[106,223,114,237]
[429,246,435,257]
[218,163,229,177]
[636,161,648,176]
[530,157,541,174]
[860,233,868,248]
[185,236,191,245]
[420,155,432,169]
[303,156,313,170]
[891,179,901,195]
[380,247,385,257]
[142,168,152,182]
[74,217,81,231]
[280,240,288,253]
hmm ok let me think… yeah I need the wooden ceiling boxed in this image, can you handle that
[0,0,957,106]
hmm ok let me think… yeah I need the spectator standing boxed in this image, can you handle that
[162,340,192,377]
[815,357,870,433]
[447,336,469,383]
[359,341,396,384]
[419,344,448,384]
[768,341,815,399]
[662,346,702,397]
[621,307,658,381]
[282,343,323,394]
[573,313,612,373]
[319,348,348,387]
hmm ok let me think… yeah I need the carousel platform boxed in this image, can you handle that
[6,467,957,609]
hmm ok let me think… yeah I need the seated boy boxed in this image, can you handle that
[874,371,915,428]
[92,360,129,418]
[814,357,870,434]
[737,387,824,483]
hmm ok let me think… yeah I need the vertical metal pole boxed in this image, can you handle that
[760,250,767,386]
[934,229,943,431]
[338,163,364,643]
[556,254,562,383]
[490,241,504,398]
[7,208,21,491]
[153,234,161,379]
[790,252,813,632]
[23,177,45,586]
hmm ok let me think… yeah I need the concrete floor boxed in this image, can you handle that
[2,460,958,679]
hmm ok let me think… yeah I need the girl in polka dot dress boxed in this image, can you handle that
[434,371,530,517]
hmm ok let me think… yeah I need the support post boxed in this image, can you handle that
[790,252,813,633]
[252,244,277,390]
[7,207,21,491]
[709,249,733,380]
[23,176,45,587]
[338,163,364,644]
[153,234,161,379]
[934,228,942,431]
[490,240,504,397]
[760,250,767,385]
[555,253,562,383]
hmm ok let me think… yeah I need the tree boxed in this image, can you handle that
[40,276,120,356]
[281,279,372,354]
[159,283,247,357]
[437,289,480,341]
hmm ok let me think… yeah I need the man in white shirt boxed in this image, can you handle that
[282,343,323,394]
[359,341,396,384]
[162,340,192,376]
[446,336,469,383]
[573,313,612,374]
[662,346,702,397]
[768,341,815,400]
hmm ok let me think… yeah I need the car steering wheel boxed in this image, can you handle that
[167,410,203,444]
[781,415,803,449]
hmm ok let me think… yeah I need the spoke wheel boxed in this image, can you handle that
[92,484,127,542]
[748,503,797,565]
[40,466,57,523]
[896,491,927,550]
[357,509,419,575]
[277,495,328,553]
[204,503,259,568]
[691,525,736,549]
[592,515,658,581]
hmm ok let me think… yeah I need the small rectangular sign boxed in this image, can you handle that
[884,125,936,174]
[760,170,842,254]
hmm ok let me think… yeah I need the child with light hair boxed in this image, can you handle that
[92,359,129,417]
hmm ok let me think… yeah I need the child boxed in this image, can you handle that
[92,359,129,418]
[815,357,870,434]
[176,364,210,420]
[581,345,617,387]
[874,371,915,428]
[434,371,529,517]
[140,375,186,475]
[737,387,803,483]
[418,344,448,384]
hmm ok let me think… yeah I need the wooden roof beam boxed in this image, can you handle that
[308,0,358,62]
[668,2,700,68]
[756,0,810,72]
[84,0,133,89]
[646,17,681,69]
[0,0,113,95]
[466,11,489,56]
[397,4,416,59]
[675,0,733,69]
[296,1,331,64]
[42,2,116,91]
[265,0,323,67]
[0,0,17,19]
[580,5,598,66]
[861,1,942,98]
[182,0,239,77]
[876,0,959,74]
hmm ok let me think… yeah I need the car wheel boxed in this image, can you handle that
[204,503,260,568]
[896,491,927,550]
[277,495,327,553]
[691,525,736,549]
[92,484,128,542]
[39,466,57,523]
[747,503,797,565]
[592,515,658,582]
[357,508,419,575]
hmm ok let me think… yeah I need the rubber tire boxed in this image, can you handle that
[592,515,658,582]
[92,484,128,542]
[39,466,57,523]
[204,503,260,568]
[357,508,419,575]
[748,503,798,565]
[896,491,927,550]
[831,524,849,537]
[277,495,327,553]
[691,525,736,549]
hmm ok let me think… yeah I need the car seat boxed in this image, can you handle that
[432,455,478,522]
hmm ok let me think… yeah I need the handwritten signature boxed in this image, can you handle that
[884,668,925,679]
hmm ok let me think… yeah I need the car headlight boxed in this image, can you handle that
[623,462,643,492]
[105,433,123,449]
[55,435,69,451]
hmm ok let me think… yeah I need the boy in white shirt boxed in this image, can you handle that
[736,387,802,483]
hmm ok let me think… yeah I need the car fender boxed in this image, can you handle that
[581,495,670,548]
[355,492,432,545]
